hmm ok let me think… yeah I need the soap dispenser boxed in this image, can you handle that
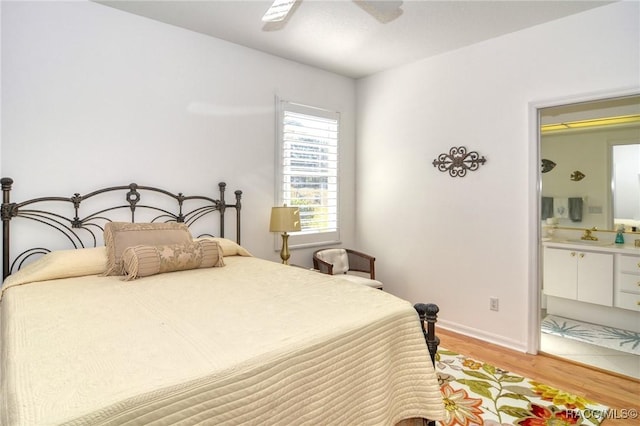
[615,224,625,244]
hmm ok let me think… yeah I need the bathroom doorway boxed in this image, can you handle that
[537,94,640,380]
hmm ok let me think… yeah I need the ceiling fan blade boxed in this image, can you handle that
[262,0,297,23]
[354,0,403,23]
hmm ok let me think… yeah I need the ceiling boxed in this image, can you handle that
[97,0,614,79]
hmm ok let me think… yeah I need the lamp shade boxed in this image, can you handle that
[269,206,301,233]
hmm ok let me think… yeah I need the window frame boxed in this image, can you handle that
[274,97,341,249]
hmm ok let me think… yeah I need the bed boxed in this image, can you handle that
[0,177,444,425]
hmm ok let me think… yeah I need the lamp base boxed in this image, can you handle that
[280,232,291,265]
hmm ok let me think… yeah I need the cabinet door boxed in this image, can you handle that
[577,251,613,306]
[543,247,577,299]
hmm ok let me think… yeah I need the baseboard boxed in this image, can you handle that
[437,319,529,353]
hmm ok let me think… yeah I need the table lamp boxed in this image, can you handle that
[269,205,301,265]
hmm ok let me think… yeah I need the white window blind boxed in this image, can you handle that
[276,100,340,246]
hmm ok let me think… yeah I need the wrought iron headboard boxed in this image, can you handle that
[1,177,242,279]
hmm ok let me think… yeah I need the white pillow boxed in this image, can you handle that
[194,237,252,257]
[316,248,349,274]
[2,247,107,293]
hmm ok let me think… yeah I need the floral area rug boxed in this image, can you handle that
[541,314,640,356]
[434,348,609,426]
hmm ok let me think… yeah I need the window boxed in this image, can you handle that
[275,99,340,247]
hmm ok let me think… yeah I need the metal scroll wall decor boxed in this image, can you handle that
[432,146,487,178]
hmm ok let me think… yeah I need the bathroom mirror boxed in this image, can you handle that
[540,94,640,231]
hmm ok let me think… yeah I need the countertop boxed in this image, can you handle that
[542,238,640,254]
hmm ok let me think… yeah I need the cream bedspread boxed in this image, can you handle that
[1,256,444,425]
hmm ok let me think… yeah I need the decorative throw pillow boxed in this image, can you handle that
[121,239,224,281]
[103,222,193,276]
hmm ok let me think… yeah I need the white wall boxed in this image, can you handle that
[356,2,640,350]
[0,1,356,264]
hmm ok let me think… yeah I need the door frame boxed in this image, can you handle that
[526,86,640,354]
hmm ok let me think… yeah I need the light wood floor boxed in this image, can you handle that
[437,328,640,426]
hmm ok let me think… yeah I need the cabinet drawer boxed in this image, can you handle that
[619,273,640,294]
[619,255,640,274]
[615,292,640,312]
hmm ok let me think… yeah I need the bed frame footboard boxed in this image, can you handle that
[414,303,440,426]
[414,303,440,364]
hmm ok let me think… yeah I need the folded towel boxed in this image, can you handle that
[569,197,583,222]
[541,197,554,220]
[554,198,569,218]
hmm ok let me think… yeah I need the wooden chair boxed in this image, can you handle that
[312,248,383,289]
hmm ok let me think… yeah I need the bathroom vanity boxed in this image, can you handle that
[542,239,640,332]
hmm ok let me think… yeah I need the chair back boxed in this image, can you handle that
[315,248,349,274]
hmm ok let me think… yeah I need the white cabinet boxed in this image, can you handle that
[543,248,577,299]
[543,247,613,306]
[615,254,640,311]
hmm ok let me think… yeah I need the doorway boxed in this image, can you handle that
[534,93,640,380]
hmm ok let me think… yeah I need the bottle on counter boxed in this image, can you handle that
[615,224,625,244]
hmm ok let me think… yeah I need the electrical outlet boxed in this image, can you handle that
[489,297,499,311]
